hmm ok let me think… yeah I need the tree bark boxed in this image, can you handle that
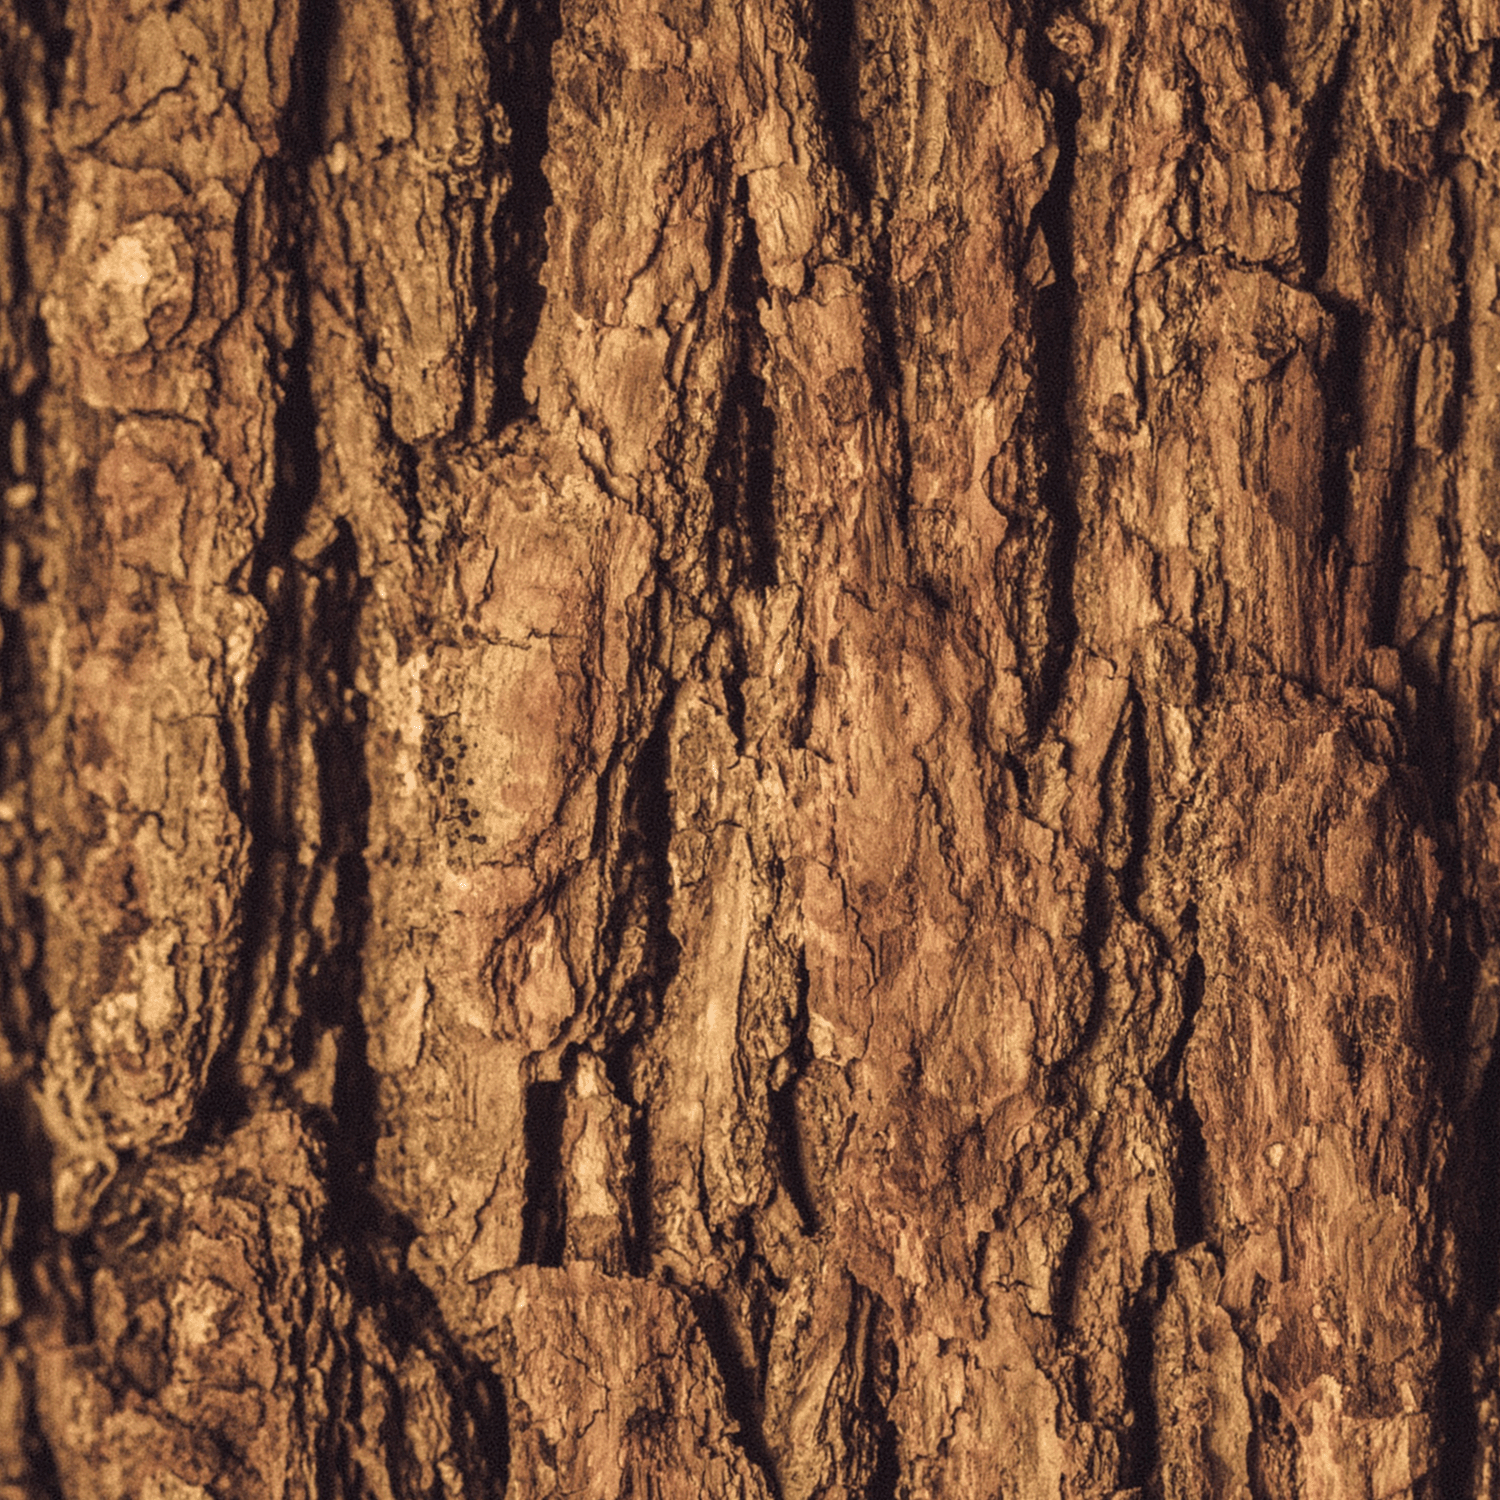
[1,0,1498,1495]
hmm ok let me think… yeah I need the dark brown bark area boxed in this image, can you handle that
[1,0,1498,1495]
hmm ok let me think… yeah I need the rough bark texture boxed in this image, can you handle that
[1,0,1498,1495]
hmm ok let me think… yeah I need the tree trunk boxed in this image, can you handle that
[1,0,1497,1494]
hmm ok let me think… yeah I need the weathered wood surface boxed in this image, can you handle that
[1,0,1498,1494]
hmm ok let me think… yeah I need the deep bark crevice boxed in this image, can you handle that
[1314,297,1362,560]
[517,1075,567,1266]
[857,1288,901,1500]
[1298,29,1354,286]
[485,0,562,424]
[303,522,378,1203]
[691,1289,785,1500]
[1062,866,1113,1075]
[1121,1257,1163,1490]
[1435,865,1491,1496]
[708,184,779,596]
[767,953,820,1237]
[799,0,871,209]
[9,1350,65,1500]
[1235,0,1288,89]
[11,0,69,111]
[1169,951,1211,1252]
[0,16,57,1219]
[598,691,681,1273]
[209,105,329,1130]
[1021,42,1080,736]
[867,240,916,540]
[1439,132,1474,455]
[797,0,917,547]
[1367,340,1417,648]
[318,1265,512,1497]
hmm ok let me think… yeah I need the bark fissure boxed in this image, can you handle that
[597,690,680,1273]
[708,189,779,595]
[302,523,378,1212]
[800,0,870,209]
[1314,297,1362,560]
[1021,48,1080,736]
[1170,950,1211,1252]
[486,0,562,424]
[1368,338,1419,648]
[1297,29,1355,283]
[767,959,821,1237]
[10,0,66,110]
[518,1076,567,1266]
[798,0,915,537]
[214,0,339,1120]
[1122,1258,1163,1488]
[691,1289,786,1500]
[858,1289,901,1500]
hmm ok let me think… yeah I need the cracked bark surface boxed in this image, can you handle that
[1,0,1498,1495]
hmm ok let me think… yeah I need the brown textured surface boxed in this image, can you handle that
[1,0,1498,1495]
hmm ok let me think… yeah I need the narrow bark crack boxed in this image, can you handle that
[767,953,821,1236]
[598,689,681,1273]
[691,1289,785,1500]
[518,1075,567,1266]
[210,2,331,1121]
[800,0,870,207]
[1122,1257,1164,1489]
[796,0,914,539]
[708,185,779,596]
[486,0,562,424]
[1021,41,1080,736]
[856,1287,901,1500]
[1297,30,1354,286]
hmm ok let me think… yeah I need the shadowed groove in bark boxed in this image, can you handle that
[316,1247,512,1495]
[691,1289,785,1500]
[799,0,870,205]
[1122,1258,1163,1489]
[1297,28,1354,284]
[1236,0,1288,88]
[1383,410,1496,1500]
[1062,865,1113,1075]
[11,0,68,110]
[708,184,779,595]
[1293,25,1365,628]
[1314,297,1363,558]
[0,13,53,1071]
[797,0,915,536]
[1430,770,1493,1491]
[598,693,681,1273]
[1022,26,1080,735]
[857,1288,901,1500]
[206,0,335,1130]
[768,954,820,1237]
[1100,685,1151,917]
[1367,340,1418,648]
[518,1075,567,1266]
[486,0,562,424]
[1168,947,1211,1251]
[303,522,379,1192]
